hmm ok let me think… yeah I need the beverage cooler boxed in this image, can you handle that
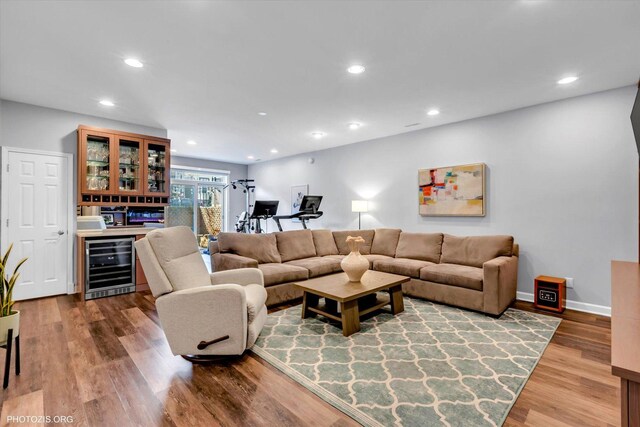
[84,237,136,300]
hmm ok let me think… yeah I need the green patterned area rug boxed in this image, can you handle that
[252,297,560,427]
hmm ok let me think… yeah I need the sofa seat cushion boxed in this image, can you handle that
[258,263,309,287]
[243,283,268,323]
[373,258,434,278]
[276,229,317,262]
[324,255,345,261]
[420,263,483,291]
[285,257,342,278]
[364,254,392,268]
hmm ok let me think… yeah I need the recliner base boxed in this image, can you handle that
[181,354,243,364]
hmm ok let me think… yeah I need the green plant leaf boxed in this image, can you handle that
[1,244,13,269]
[12,257,28,276]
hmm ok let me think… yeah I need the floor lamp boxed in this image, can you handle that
[352,200,368,230]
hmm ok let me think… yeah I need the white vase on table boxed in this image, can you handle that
[341,236,369,282]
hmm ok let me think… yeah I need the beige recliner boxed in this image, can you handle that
[134,226,267,362]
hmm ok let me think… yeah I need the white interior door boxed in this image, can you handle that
[2,148,71,300]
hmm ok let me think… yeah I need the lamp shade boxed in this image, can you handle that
[351,200,368,213]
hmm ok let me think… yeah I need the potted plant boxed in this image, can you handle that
[0,244,27,345]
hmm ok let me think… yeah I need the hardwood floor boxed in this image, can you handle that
[0,294,618,427]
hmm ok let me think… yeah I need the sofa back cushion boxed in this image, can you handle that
[395,232,443,263]
[371,228,402,257]
[145,226,211,291]
[333,230,375,255]
[311,229,339,256]
[275,229,317,262]
[440,234,514,268]
[217,232,282,264]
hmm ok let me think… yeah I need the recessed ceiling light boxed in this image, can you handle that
[557,76,578,85]
[170,149,177,153]
[247,155,255,159]
[427,109,440,116]
[347,65,365,74]
[348,122,362,130]
[258,112,267,116]
[124,58,143,68]
[311,132,325,139]
[270,148,278,154]
[99,100,115,107]
[187,140,197,145]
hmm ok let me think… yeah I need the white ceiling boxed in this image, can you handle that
[1,1,639,165]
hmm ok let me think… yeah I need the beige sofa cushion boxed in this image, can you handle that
[146,226,211,291]
[441,234,513,268]
[364,254,392,268]
[420,263,483,291]
[276,230,317,262]
[333,230,375,255]
[258,263,309,287]
[312,229,339,256]
[373,258,434,279]
[371,228,402,257]
[285,257,342,278]
[218,232,282,264]
[395,232,443,263]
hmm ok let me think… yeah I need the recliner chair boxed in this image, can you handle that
[134,226,267,362]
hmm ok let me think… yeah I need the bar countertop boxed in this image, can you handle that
[76,227,159,238]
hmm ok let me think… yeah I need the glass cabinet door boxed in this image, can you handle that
[116,136,143,194]
[145,141,170,196]
[81,130,114,193]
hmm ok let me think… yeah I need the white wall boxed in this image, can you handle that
[249,86,639,308]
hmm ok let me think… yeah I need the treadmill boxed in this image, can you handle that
[249,200,279,233]
[273,195,323,231]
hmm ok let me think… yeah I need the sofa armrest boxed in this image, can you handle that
[482,256,518,315]
[210,268,264,287]
[212,253,259,271]
[155,284,248,355]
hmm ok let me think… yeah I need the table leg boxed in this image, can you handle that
[341,300,360,337]
[389,285,405,314]
[3,328,13,389]
[15,335,20,376]
[301,292,319,319]
[325,298,338,313]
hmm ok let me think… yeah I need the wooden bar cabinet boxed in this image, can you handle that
[77,125,171,206]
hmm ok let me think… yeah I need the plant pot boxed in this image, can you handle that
[0,311,19,346]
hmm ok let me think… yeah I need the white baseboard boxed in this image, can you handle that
[516,291,611,317]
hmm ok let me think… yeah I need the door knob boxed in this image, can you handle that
[57,230,65,235]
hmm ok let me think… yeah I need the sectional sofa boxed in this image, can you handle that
[210,229,519,316]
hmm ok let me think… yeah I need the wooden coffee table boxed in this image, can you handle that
[295,270,409,336]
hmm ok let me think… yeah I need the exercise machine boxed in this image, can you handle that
[249,200,279,233]
[223,179,255,233]
[273,195,323,231]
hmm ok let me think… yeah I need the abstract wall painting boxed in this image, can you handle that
[418,163,485,216]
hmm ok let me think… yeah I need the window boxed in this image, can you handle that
[165,166,229,247]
